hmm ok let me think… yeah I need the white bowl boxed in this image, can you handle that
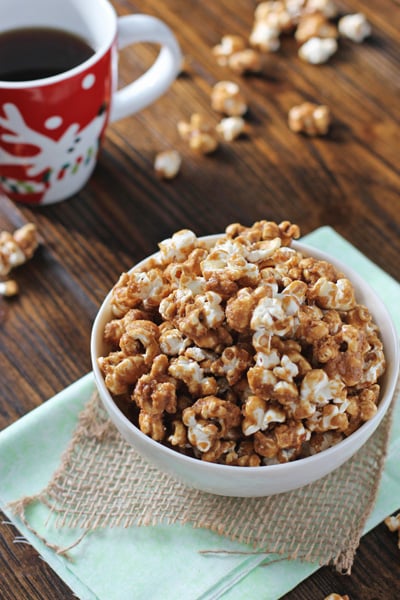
[91,237,399,497]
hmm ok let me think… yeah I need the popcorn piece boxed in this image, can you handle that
[0,223,39,277]
[168,419,188,448]
[212,35,247,66]
[104,308,153,347]
[308,430,344,454]
[288,102,331,136]
[384,512,400,549]
[305,0,338,19]
[254,1,293,32]
[225,219,300,247]
[254,419,309,463]
[119,320,160,366]
[160,289,229,349]
[306,402,349,433]
[211,81,248,117]
[225,439,262,466]
[309,277,356,310]
[250,20,280,52]
[133,355,177,441]
[210,345,252,385]
[298,36,338,63]
[182,396,241,460]
[300,255,338,284]
[201,238,260,287]
[169,356,218,397]
[285,0,307,22]
[338,13,371,43]
[177,114,218,154]
[216,116,247,141]
[159,322,191,356]
[325,324,372,387]
[159,229,198,264]
[299,369,346,418]
[110,268,170,317]
[227,49,263,75]
[98,351,147,395]
[295,13,338,44]
[154,150,182,180]
[242,395,286,435]
[0,279,18,297]
[324,595,350,600]
[250,282,303,337]
[345,385,379,434]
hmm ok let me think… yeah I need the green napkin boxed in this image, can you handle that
[0,227,399,600]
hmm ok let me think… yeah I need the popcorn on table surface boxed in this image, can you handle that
[324,594,350,600]
[288,102,331,136]
[154,150,182,180]
[298,36,338,64]
[212,2,371,68]
[0,279,19,297]
[0,223,38,277]
[158,4,372,174]
[98,220,386,466]
[384,512,400,549]
[0,223,39,297]
[338,13,371,43]
[211,81,248,117]
[177,113,219,154]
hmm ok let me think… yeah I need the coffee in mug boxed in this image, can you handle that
[0,27,95,82]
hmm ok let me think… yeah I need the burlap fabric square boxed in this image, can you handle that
[11,380,398,574]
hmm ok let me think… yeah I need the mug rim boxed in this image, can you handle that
[0,0,117,89]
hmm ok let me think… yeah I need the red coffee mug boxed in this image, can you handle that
[0,0,182,205]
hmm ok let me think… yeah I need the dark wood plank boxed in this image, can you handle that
[0,0,399,598]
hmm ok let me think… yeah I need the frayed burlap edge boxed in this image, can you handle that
[8,379,398,573]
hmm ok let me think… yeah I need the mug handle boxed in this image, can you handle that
[109,15,182,123]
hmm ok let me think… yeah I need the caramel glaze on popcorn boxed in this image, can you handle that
[98,220,386,466]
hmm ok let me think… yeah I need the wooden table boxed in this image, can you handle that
[1,0,399,598]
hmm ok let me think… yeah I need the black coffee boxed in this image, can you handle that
[0,27,95,82]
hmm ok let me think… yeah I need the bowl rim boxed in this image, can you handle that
[91,235,399,474]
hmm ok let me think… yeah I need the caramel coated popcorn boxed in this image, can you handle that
[384,512,400,549]
[177,114,219,154]
[154,150,182,179]
[0,223,38,277]
[288,102,331,136]
[98,220,386,466]
[0,223,39,298]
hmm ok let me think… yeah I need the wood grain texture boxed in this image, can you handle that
[0,0,399,598]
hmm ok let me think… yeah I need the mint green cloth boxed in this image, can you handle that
[0,227,399,600]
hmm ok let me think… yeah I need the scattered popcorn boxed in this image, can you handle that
[154,150,182,180]
[250,20,280,52]
[227,49,264,75]
[177,113,219,154]
[338,13,371,43]
[211,81,248,117]
[254,1,293,33]
[298,36,338,63]
[288,102,331,136]
[305,0,338,19]
[0,279,18,297]
[216,116,247,141]
[295,13,338,44]
[99,220,386,465]
[0,223,39,277]
[212,35,247,66]
[384,512,400,549]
